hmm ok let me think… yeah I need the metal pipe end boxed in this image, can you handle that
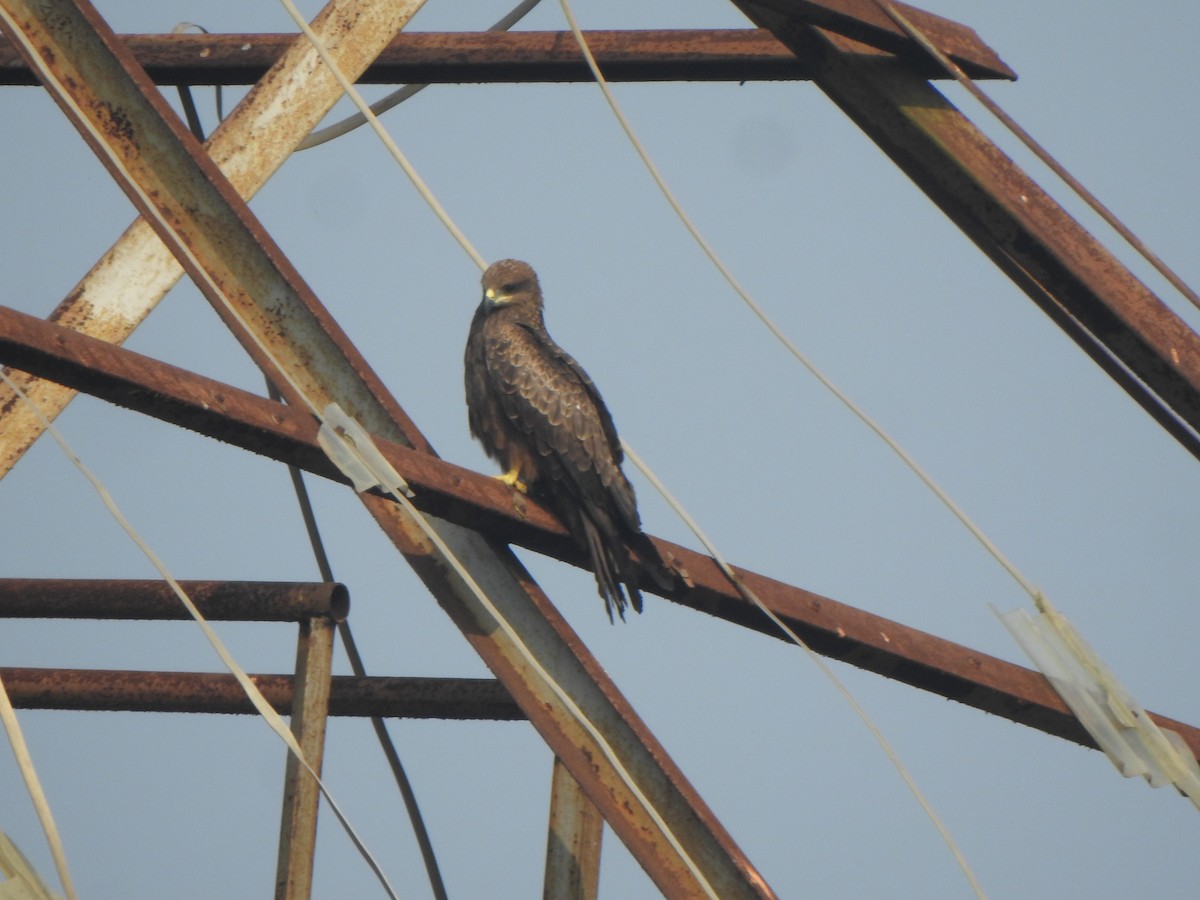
[328,582,350,623]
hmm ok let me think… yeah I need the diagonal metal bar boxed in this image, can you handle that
[0,0,428,482]
[0,2,773,896]
[736,4,1200,461]
[5,306,1200,759]
[0,26,1016,86]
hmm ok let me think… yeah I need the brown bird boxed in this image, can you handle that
[465,259,671,621]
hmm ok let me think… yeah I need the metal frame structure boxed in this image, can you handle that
[0,579,352,895]
[1,1,1198,897]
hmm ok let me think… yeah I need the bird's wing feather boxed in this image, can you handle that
[486,322,640,532]
[464,309,514,460]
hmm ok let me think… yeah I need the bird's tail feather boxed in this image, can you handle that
[629,531,675,594]
[556,498,656,622]
[581,516,635,622]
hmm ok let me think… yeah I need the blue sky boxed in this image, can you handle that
[2,1,1199,897]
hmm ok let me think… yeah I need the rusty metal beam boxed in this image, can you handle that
[745,0,1012,78]
[736,5,1200,461]
[544,756,603,900]
[0,303,571,552]
[0,579,348,622]
[5,306,1200,759]
[0,4,773,896]
[275,616,336,900]
[0,0,425,483]
[0,27,1014,87]
[0,668,524,720]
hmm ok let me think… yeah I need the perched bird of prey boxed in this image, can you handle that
[465,259,671,621]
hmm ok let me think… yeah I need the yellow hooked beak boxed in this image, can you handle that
[484,287,512,308]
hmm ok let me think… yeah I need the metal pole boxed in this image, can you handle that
[544,756,603,900]
[0,668,523,720]
[0,579,348,621]
[0,27,1016,88]
[275,616,336,900]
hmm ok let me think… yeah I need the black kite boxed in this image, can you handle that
[465,259,670,621]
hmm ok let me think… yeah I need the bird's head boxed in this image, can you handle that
[481,259,542,313]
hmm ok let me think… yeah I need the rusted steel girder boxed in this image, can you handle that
[0,3,773,896]
[276,616,336,900]
[0,26,1014,87]
[545,757,603,900]
[736,5,1200,459]
[0,304,571,550]
[0,0,427,484]
[744,0,1011,77]
[0,579,348,621]
[0,668,524,720]
[6,305,1200,759]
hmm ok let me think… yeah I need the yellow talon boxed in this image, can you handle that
[496,468,528,494]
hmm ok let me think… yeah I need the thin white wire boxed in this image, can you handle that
[556,0,1040,604]
[0,673,78,900]
[277,0,486,270]
[560,2,990,895]
[622,442,987,898]
[0,371,401,900]
[380,486,720,899]
[870,0,1200,316]
[296,0,544,150]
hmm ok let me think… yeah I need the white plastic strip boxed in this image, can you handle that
[0,831,61,900]
[317,402,413,496]
[1000,597,1200,808]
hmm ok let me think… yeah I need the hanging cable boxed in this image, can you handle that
[281,9,1197,881]
[277,0,486,270]
[370,477,721,899]
[558,2,994,894]
[869,0,1200,314]
[621,442,987,898]
[556,0,1040,604]
[297,0,543,151]
[275,0,998,891]
[277,0,987,891]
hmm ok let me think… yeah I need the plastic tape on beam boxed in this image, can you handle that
[317,403,413,498]
[1000,600,1200,808]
